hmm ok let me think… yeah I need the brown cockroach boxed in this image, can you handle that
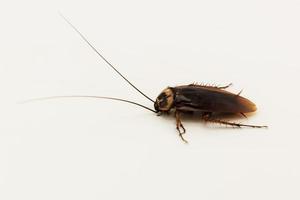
[27,14,267,143]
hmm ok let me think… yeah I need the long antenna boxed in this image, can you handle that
[21,95,157,113]
[59,13,155,103]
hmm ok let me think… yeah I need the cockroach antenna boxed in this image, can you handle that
[21,95,157,113]
[58,12,155,103]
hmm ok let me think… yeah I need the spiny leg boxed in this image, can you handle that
[240,112,247,119]
[175,111,188,143]
[202,116,267,128]
[189,83,232,90]
[217,83,233,89]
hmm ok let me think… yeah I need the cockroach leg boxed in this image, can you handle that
[202,116,267,128]
[217,83,233,89]
[188,83,232,90]
[240,112,247,119]
[236,89,243,96]
[175,110,188,143]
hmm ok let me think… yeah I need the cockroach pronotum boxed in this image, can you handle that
[26,14,267,143]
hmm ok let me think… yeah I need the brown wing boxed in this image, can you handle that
[173,85,257,113]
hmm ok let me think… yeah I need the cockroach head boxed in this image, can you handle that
[154,87,175,112]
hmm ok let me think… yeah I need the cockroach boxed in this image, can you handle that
[27,14,267,143]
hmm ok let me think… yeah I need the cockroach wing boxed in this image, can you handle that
[173,85,257,113]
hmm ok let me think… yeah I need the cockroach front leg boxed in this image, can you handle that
[175,110,188,143]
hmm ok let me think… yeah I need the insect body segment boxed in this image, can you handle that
[155,85,266,142]
[154,85,257,113]
[154,88,174,111]
[174,85,257,113]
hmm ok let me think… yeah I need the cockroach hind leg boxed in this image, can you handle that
[202,117,267,129]
[236,89,243,96]
[175,111,188,143]
[240,112,248,119]
[217,83,233,89]
[189,83,232,90]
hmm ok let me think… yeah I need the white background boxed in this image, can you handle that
[1,0,300,199]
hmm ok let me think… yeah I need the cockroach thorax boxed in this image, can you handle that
[154,87,175,112]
